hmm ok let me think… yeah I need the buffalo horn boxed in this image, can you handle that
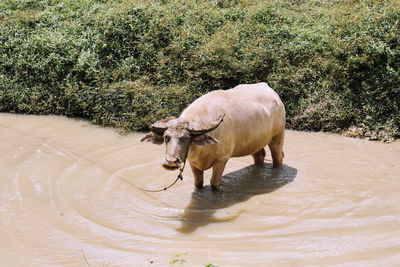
[188,114,225,135]
[150,116,176,134]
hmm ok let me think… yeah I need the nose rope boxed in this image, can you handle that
[127,150,188,193]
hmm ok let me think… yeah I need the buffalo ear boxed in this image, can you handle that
[140,132,164,145]
[192,134,218,146]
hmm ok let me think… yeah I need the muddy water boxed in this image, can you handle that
[0,113,399,267]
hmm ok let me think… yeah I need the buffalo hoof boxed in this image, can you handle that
[211,185,220,191]
[195,184,204,190]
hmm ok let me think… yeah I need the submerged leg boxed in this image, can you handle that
[268,132,285,168]
[252,148,266,166]
[190,163,204,189]
[210,161,227,191]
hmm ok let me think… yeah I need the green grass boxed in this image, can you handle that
[168,253,218,266]
[0,0,399,141]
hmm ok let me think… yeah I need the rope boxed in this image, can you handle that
[123,150,188,193]
[135,160,186,192]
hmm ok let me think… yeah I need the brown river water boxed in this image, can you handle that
[0,113,399,267]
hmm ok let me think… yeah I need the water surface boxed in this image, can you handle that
[0,114,399,266]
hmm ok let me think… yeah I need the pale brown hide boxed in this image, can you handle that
[142,82,285,190]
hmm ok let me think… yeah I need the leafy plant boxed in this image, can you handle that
[0,0,399,141]
[169,254,186,266]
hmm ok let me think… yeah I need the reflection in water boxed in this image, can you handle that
[1,113,400,266]
[179,164,297,233]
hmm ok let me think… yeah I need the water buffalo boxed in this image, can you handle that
[141,82,285,190]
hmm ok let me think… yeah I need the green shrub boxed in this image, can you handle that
[0,0,399,141]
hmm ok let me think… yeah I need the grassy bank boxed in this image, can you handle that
[0,0,399,141]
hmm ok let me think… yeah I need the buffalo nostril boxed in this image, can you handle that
[165,156,181,164]
[162,158,181,171]
[163,158,180,166]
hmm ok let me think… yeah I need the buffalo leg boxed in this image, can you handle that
[210,161,227,191]
[268,132,285,167]
[190,163,204,189]
[252,148,266,166]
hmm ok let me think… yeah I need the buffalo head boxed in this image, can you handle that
[141,114,224,170]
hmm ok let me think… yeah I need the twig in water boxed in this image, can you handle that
[81,249,90,267]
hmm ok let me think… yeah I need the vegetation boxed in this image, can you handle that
[0,0,399,141]
[168,253,218,266]
[169,254,186,266]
